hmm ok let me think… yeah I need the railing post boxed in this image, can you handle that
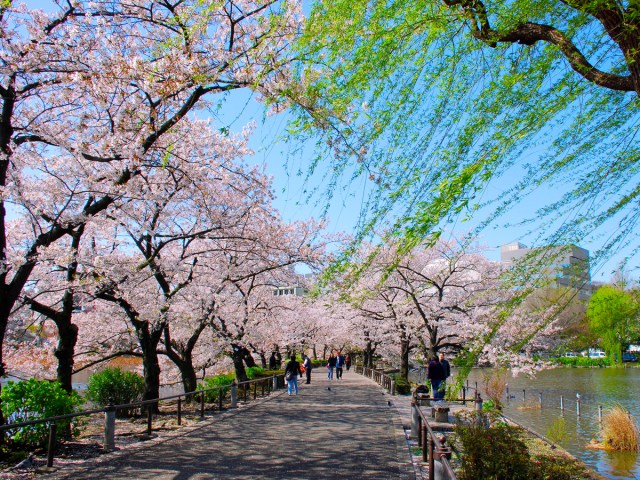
[417,415,423,447]
[462,386,466,404]
[177,397,182,426]
[390,379,395,396]
[475,393,483,411]
[411,400,419,439]
[200,391,205,418]
[272,375,278,392]
[231,381,238,408]
[427,432,433,477]
[599,405,603,423]
[104,401,116,452]
[147,404,153,436]
[576,393,581,416]
[47,422,57,468]
[218,388,223,411]
[560,395,564,411]
[253,382,257,400]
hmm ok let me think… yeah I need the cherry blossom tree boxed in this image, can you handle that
[0,0,303,395]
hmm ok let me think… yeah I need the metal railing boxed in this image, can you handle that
[0,374,283,467]
[353,365,396,395]
[414,404,458,480]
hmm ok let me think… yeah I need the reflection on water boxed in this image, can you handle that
[461,367,640,480]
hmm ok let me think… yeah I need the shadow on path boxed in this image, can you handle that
[48,371,415,479]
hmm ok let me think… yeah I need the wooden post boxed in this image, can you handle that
[177,397,182,426]
[218,388,223,411]
[599,405,603,423]
[147,404,153,436]
[200,391,205,418]
[104,402,116,451]
[560,395,564,411]
[231,382,238,408]
[47,422,57,468]
[427,435,434,480]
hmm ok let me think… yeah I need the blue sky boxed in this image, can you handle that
[217,89,637,283]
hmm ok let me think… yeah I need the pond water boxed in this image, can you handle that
[460,367,640,480]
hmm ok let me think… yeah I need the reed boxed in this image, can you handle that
[601,404,640,451]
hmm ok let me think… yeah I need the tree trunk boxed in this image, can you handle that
[400,339,410,382]
[232,344,248,383]
[137,324,164,412]
[242,347,257,368]
[54,318,79,393]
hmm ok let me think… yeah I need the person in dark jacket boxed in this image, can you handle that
[285,354,303,395]
[427,356,446,400]
[335,351,345,379]
[303,354,313,384]
[327,353,337,381]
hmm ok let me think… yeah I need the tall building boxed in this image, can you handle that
[500,242,591,299]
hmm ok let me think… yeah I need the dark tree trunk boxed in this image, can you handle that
[137,323,164,412]
[54,319,79,393]
[242,347,257,368]
[399,339,410,382]
[232,344,248,383]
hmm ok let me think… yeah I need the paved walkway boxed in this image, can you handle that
[49,370,416,479]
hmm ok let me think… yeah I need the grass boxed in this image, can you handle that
[601,404,639,451]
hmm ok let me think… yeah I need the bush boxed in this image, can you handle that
[85,367,144,415]
[389,374,411,394]
[553,356,608,367]
[546,416,569,444]
[197,373,235,402]
[1,379,84,447]
[246,366,266,379]
[455,420,531,480]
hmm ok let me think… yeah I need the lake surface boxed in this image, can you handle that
[460,367,640,480]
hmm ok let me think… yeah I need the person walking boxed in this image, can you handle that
[327,353,337,382]
[427,355,446,400]
[345,354,351,371]
[303,353,313,384]
[335,351,345,379]
[438,352,451,398]
[284,353,303,396]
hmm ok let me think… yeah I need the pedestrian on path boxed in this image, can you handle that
[335,351,345,379]
[285,353,303,395]
[427,355,445,400]
[303,353,313,384]
[345,354,351,371]
[327,353,337,381]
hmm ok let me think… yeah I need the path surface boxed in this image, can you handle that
[48,370,416,480]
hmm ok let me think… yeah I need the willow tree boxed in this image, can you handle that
[286,0,640,271]
[587,285,639,365]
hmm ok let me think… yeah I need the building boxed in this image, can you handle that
[500,242,591,300]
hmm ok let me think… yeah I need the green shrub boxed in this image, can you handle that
[455,421,531,480]
[1,379,84,447]
[546,417,569,444]
[246,366,266,379]
[197,373,235,402]
[390,374,411,394]
[482,399,498,412]
[85,367,144,415]
[553,356,608,367]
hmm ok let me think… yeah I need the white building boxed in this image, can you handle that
[500,242,591,300]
